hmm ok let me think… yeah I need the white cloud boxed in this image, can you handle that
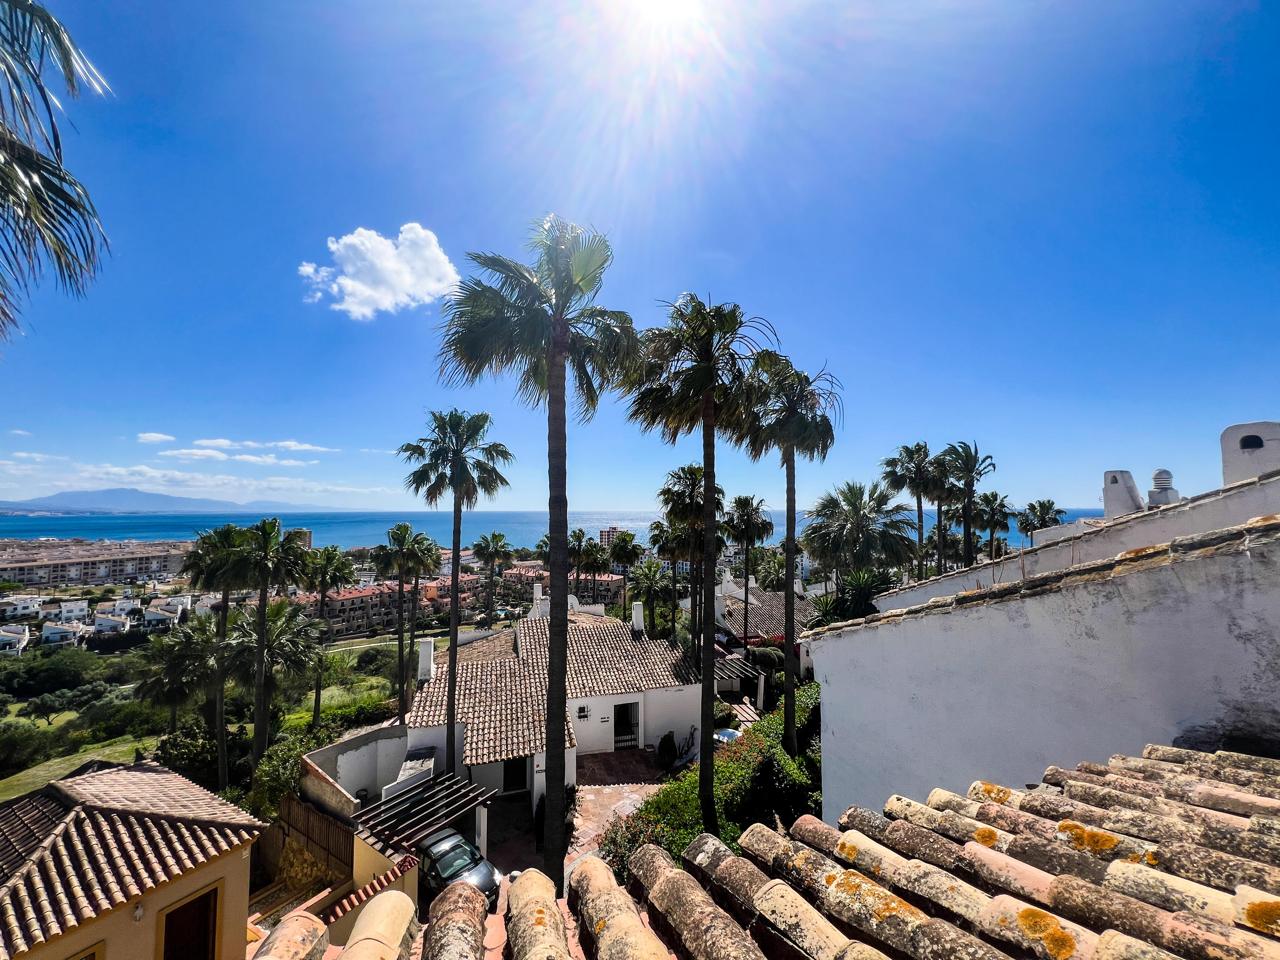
[193,438,338,453]
[299,223,460,321]
[8,428,31,437]
[12,452,67,462]
[159,448,229,461]
[360,448,397,454]
[136,432,175,444]
[231,454,316,467]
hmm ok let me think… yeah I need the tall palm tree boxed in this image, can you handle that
[629,558,668,636]
[439,214,637,893]
[400,410,512,773]
[925,456,958,576]
[0,1,108,338]
[737,352,839,755]
[656,465,723,640]
[974,491,1015,562]
[403,534,442,685]
[629,295,772,832]
[577,538,610,603]
[881,442,932,582]
[804,481,916,574]
[239,518,308,762]
[304,545,357,728]
[172,613,241,772]
[722,495,775,645]
[473,531,514,622]
[941,442,996,567]
[134,632,198,734]
[229,601,322,742]
[1016,499,1067,546]
[180,523,249,788]
[534,534,551,565]
[646,519,680,637]
[568,528,588,598]
[609,530,645,612]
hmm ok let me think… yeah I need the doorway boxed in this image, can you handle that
[502,756,528,793]
[612,702,639,750]
[161,885,218,960]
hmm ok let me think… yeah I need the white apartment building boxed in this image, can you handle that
[41,620,90,647]
[94,612,131,635]
[0,594,42,619]
[0,624,28,655]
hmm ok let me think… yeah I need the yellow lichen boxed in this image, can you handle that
[595,918,607,935]
[978,781,1013,804]
[1058,820,1121,855]
[1017,908,1076,960]
[973,827,999,848]
[1245,899,1280,935]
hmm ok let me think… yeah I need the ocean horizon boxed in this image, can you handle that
[0,508,1104,551]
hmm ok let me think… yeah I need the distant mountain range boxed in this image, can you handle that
[0,488,338,515]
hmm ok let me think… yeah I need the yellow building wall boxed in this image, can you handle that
[21,843,253,960]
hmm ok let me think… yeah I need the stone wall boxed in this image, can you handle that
[808,516,1280,824]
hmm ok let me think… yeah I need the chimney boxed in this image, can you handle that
[631,601,644,632]
[418,641,436,682]
[1147,469,1181,508]
[533,583,543,604]
[794,578,805,598]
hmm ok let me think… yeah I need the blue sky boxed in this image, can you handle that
[2,1,1276,511]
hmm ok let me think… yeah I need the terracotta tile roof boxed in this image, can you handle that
[409,613,694,765]
[720,582,818,642]
[556,741,1280,960]
[0,762,263,960]
[321,855,418,924]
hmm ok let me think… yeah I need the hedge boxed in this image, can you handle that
[598,683,821,876]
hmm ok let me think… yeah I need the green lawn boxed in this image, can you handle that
[5,701,80,728]
[0,734,160,801]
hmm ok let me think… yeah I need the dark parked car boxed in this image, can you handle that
[418,827,502,913]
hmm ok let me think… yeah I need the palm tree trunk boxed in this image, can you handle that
[962,488,974,567]
[395,575,406,723]
[543,322,571,893]
[742,541,750,643]
[935,498,946,575]
[216,587,230,790]
[783,447,799,757]
[989,527,997,562]
[915,492,925,582]
[447,493,463,773]
[698,393,719,834]
[311,585,326,729]
[408,574,420,694]
[669,570,677,639]
[252,578,269,763]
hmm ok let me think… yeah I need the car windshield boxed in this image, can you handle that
[432,840,481,880]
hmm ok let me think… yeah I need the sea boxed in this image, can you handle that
[0,508,1104,551]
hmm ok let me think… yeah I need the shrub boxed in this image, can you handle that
[598,684,821,877]
[712,700,738,731]
[656,731,677,771]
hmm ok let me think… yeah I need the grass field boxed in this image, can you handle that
[0,734,159,801]
[5,701,79,727]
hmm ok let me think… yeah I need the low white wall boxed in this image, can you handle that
[877,470,1280,609]
[569,692,644,754]
[810,521,1280,824]
[408,722,465,777]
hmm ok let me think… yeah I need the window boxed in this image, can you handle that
[1109,476,1119,484]
[1240,434,1264,450]
[64,945,103,960]
[576,705,590,720]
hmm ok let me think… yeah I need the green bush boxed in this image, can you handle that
[656,730,677,771]
[712,700,739,730]
[598,684,821,877]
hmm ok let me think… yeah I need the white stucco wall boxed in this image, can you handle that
[877,470,1280,610]
[408,722,465,777]
[810,523,1280,825]
[569,692,644,754]
[642,684,701,749]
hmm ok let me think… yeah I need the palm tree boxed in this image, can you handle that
[0,1,108,338]
[403,534,442,683]
[568,528,588,598]
[577,538,610,603]
[134,632,198,734]
[172,613,240,764]
[754,551,786,591]
[534,534,550,565]
[1017,499,1067,546]
[881,442,932,582]
[629,295,772,833]
[609,530,645,611]
[737,352,839,755]
[722,495,775,645]
[941,442,996,567]
[473,531,514,622]
[925,456,959,576]
[180,523,249,788]
[646,519,680,637]
[229,601,322,742]
[629,558,668,636]
[804,481,916,574]
[656,465,723,639]
[400,411,512,771]
[239,518,308,762]
[304,545,357,728]
[440,216,637,891]
[974,491,1015,562]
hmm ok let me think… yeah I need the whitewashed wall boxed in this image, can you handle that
[642,684,702,749]
[811,529,1280,824]
[408,722,464,777]
[877,471,1280,610]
